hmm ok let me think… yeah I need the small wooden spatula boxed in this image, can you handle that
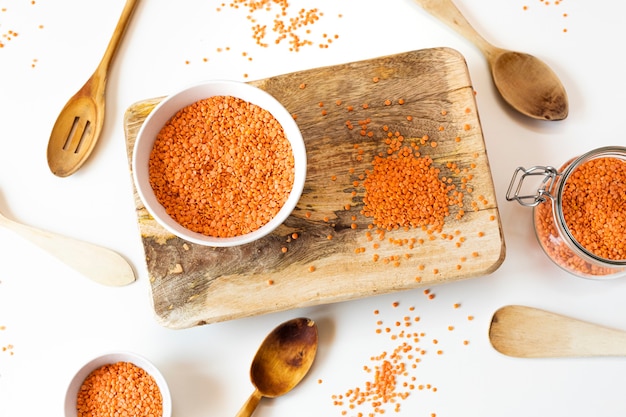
[489,305,626,358]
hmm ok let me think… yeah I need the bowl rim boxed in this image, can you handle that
[64,351,172,417]
[132,79,307,247]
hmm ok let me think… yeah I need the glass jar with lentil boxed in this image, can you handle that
[507,146,626,279]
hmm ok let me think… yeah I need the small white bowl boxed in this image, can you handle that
[132,80,306,247]
[65,352,172,417]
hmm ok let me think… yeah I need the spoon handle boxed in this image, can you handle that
[0,214,135,286]
[413,0,499,59]
[490,305,626,358]
[95,0,140,79]
[235,389,263,417]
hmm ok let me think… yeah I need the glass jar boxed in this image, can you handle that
[507,146,626,279]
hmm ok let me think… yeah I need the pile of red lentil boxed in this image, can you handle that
[337,88,488,272]
[280,77,495,277]
[76,361,163,417]
[362,149,454,232]
[148,95,295,238]
[330,295,474,416]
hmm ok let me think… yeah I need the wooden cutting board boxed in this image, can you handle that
[124,48,505,329]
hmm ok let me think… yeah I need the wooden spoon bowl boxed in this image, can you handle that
[236,318,318,417]
[47,0,139,177]
[414,0,568,121]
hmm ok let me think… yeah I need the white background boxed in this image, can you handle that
[2,1,626,416]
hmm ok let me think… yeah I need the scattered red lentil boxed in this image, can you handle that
[333,300,475,415]
[1,343,14,356]
[522,1,569,33]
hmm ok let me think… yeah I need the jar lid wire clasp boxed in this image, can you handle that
[506,166,560,207]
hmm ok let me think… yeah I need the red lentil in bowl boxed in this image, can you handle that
[64,352,172,417]
[507,146,626,279]
[132,80,307,247]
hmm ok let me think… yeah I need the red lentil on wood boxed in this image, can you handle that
[76,362,163,417]
[334,99,484,271]
[148,95,295,238]
[362,148,454,232]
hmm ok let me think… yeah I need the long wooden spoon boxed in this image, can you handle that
[489,305,626,358]
[0,206,135,286]
[236,318,318,417]
[414,0,568,121]
[47,0,140,177]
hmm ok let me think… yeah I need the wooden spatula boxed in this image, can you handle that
[489,305,626,358]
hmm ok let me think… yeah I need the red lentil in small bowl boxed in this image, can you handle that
[132,80,307,247]
[64,351,172,417]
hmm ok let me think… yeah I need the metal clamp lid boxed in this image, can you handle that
[506,166,560,207]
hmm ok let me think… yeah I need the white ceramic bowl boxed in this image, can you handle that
[132,80,306,247]
[65,352,172,417]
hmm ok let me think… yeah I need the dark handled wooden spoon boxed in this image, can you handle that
[236,318,318,417]
[414,0,568,121]
[47,0,139,177]
[489,305,626,358]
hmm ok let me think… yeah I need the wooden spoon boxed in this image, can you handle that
[414,0,568,121]
[0,206,135,286]
[47,0,140,177]
[236,318,318,417]
[489,305,626,358]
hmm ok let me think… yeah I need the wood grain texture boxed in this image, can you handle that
[124,48,505,329]
[490,305,626,358]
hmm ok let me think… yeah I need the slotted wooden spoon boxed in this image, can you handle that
[47,0,139,177]
[489,305,626,358]
[414,0,568,121]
